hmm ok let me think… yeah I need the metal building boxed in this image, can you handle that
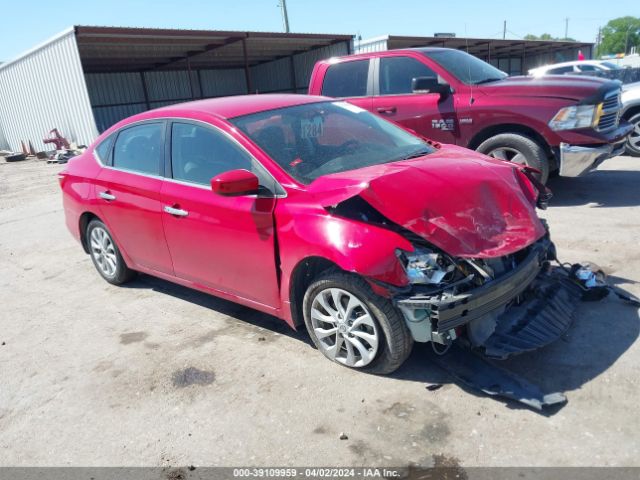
[0,26,352,152]
[355,35,594,75]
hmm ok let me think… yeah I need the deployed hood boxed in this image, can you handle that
[478,75,619,102]
[308,145,546,258]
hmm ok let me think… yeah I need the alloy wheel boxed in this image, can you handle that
[90,226,118,277]
[486,146,527,165]
[628,121,640,153]
[310,288,379,368]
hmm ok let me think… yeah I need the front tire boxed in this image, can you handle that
[86,219,136,285]
[303,271,413,374]
[625,112,640,157]
[477,133,550,183]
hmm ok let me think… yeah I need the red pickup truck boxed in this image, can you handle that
[308,48,632,182]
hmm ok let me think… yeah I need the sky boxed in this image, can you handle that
[0,0,637,62]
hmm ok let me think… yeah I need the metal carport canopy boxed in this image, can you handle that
[75,26,353,74]
[382,35,593,58]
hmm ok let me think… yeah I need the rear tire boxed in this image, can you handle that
[86,219,136,285]
[477,133,550,183]
[624,112,640,157]
[303,271,413,375]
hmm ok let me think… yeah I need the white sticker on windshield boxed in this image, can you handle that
[334,101,366,114]
[301,116,324,139]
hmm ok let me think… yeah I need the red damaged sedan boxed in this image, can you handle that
[60,94,573,375]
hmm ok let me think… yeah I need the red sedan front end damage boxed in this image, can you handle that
[300,145,572,358]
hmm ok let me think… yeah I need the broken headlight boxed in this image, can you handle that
[398,247,456,285]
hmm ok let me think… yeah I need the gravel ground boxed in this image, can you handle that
[0,155,638,468]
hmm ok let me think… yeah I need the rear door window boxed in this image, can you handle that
[112,123,164,175]
[380,56,437,95]
[321,59,369,98]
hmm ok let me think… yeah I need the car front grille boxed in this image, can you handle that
[597,89,621,132]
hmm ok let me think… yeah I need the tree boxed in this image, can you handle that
[524,33,576,41]
[599,16,640,56]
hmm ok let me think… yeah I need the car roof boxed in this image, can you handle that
[532,60,603,72]
[151,94,331,119]
[323,46,456,62]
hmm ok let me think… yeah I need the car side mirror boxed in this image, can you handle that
[412,76,450,96]
[211,169,260,196]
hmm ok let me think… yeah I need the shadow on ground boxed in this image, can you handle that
[123,273,310,344]
[548,169,640,208]
[123,271,639,413]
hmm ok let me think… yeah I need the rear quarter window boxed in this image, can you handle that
[321,59,369,98]
[94,135,114,165]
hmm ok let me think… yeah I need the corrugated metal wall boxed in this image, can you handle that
[354,37,389,54]
[86,40,351,132]
[0,29,98,151]
[0,122,7,150]
[249,42,349,94]
[200,69,247,97]
[87,69,247,132]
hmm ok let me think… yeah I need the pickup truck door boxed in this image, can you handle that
[370,55,459,145]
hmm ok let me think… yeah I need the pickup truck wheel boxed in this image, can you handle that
[477,133,549,183]
[86,219,136,285]
[303,271,413,375]
[625,113,640,157]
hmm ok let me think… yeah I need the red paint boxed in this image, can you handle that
[60,95,547,328]
[211,169,260,196]
[308,145,545,258]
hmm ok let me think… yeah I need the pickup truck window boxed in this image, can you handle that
[380,57,437,95]
[423,49,508,85]
[231,101,434,184]
[321,60,369,98]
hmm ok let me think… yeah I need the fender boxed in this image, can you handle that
[275,196,413,326]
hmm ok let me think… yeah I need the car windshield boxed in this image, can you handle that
[230,101,434,184]
[600,61,621,70]
[423,49,508,85]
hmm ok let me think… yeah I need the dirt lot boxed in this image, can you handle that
[0,155,639,467]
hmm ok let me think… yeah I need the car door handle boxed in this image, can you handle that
[164,205,189,217]
[376,106,397,114]
[99,191,116,201]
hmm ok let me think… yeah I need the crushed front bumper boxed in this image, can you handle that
[395,240,581,359]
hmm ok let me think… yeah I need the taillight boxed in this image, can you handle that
[57,172,68,189]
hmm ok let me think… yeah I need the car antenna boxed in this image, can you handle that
[465,24,475,105]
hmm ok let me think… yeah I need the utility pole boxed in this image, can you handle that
[564,17,569,39]
[279,0,290,33]
[503,20,506,39]
[624,25,634,54]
